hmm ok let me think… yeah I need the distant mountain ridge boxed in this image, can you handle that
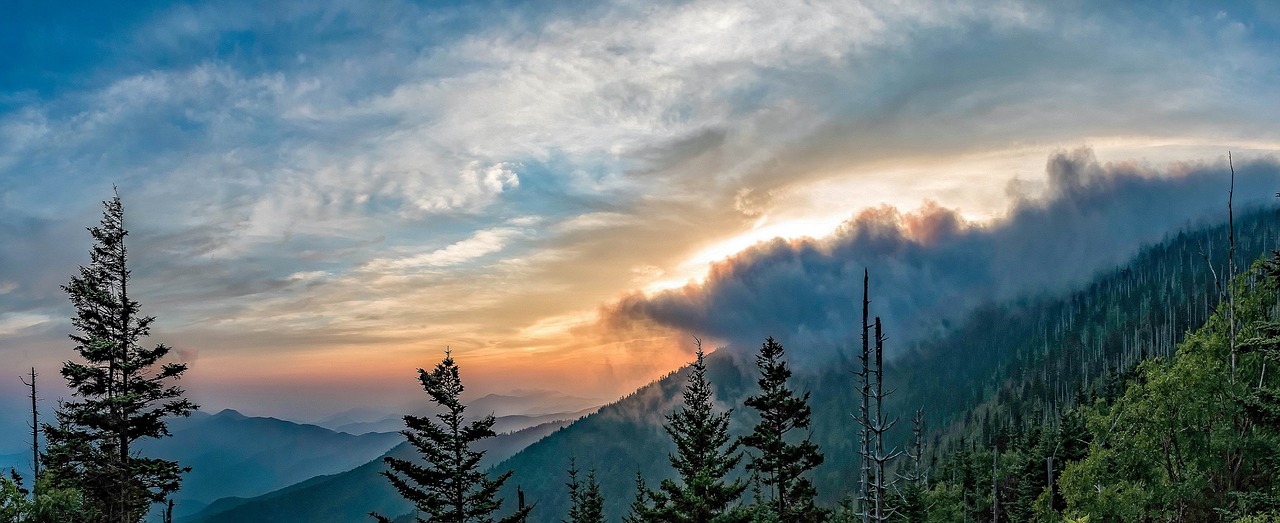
[329,406,601,436]
[310,390,604,435]
[141,409,402,519]
[185,418,577,523]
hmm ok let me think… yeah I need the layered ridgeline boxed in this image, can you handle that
[185,419,575,523]
[143,410,402,519]
[0,409,403,521]
[486,206,1279,523]
[182,391,602,522]
[308,392,603,435]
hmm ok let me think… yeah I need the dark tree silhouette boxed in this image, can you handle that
[563,459,604,523]
[43,192,196,523]
[622,472,651,523]
[649,339,748,523]
[372,349,530,523]
[741,337,825,522]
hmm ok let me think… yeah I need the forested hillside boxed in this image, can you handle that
[472,206,1280,523]
[892,206,1280,448]
[918,252,1280,521]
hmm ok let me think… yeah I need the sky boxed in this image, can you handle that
[2,1,1280,430]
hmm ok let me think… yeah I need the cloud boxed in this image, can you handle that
[363,227,523,272]
[602,149,1280,367]
[0,312,54,337]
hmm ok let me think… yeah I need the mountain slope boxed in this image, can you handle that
[186,418,575,523]
[489,208,1280,522]
[141,409,401,518]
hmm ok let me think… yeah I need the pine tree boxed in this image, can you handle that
[622,472,651,523]
[579,470,604,523]
[564,460,604,523]
[650,339,748,523]
[43,192,196,523]
[740,337,825,522]
[565,460,583,523]
[372,349,530,523]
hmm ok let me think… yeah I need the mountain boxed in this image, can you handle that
[308,407,397,431]
[469,390,605,417]
[331,406,602,435]
[490,408,600,434]
[312,390,605,435]
[0,451,30,479]
[483,208,1280,522]
[140,409,401,519]
[185,418,575,523]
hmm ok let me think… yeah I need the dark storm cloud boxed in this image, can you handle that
[606,149,1280,366]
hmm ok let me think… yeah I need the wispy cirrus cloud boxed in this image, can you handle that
[364,226,524,272]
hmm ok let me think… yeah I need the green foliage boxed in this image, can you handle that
[0,471,25,523]
[893,210,1280,454]
[649,341,749,523]
[373,350,530,523]
[921,482,964,523]
[1,470,95,523]
[43,193,196,523]
[1054,264,1280,522]
[740,337,825,523]
[1232,511,1280,523]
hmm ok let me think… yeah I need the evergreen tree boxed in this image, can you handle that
[740,337,825,522]
[563,460,604,523]
[622,472,652,523]
[564,460,582,523]
[894,409,927,523]
[650,339,748,523]
[43,193,196,523]
[372,349,530,523]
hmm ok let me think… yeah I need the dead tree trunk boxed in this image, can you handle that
[20,367,39,491]
[871,317,900,523]
[1229,151,1238,383]
[859,268,872,523]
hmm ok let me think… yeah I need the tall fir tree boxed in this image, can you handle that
[372,349,531,523]
[740,337,826,523]
[563,459,604,523]
[43,193,196,523]
[650,339,748,523]
[622,472,651,523]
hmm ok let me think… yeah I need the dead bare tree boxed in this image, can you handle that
[869,317,900,523]
[1229,151,1238,383]
[858,268,872,523]
[20,367,39,492]
[853,270,900,522]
